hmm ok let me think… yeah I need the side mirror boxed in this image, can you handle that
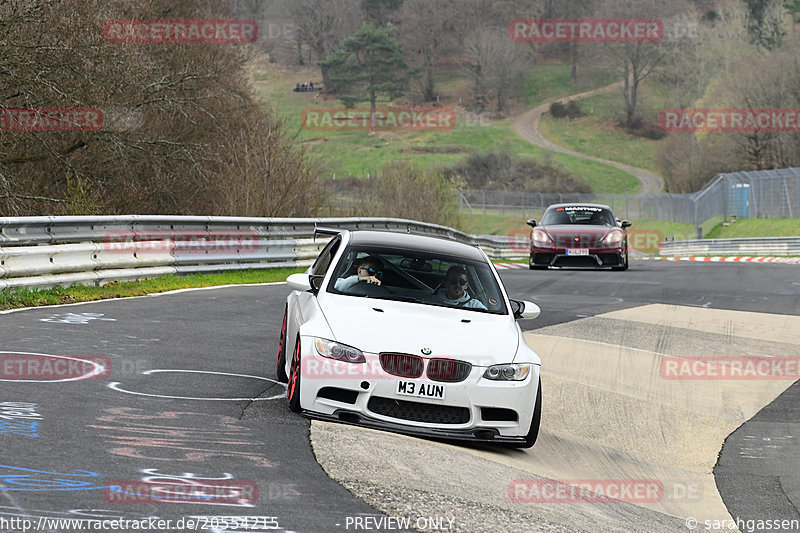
[526,219,537,228]
[510,299,540,320]
[621,220,632,228]
[287,273,311,292]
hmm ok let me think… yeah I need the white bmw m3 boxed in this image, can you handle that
[276,227,543,447]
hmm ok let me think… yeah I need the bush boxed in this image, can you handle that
[371,161,460,228]
[549,102,568,118]
[442,150,591,193]
[623,118,667,140]
[321,161,460,228]
[565,100,584,118]
[549,100,583,119]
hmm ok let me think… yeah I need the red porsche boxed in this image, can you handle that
[526,203,631,270]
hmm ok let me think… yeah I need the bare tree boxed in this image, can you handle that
[592,0,692,127]
[284,0,360,64]
[400,0,461,102]
[465,28,527,113]
[1,0,318,216]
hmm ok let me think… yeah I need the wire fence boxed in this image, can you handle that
[458,168,800,237]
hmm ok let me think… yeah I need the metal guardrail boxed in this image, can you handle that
[660,237,800,257]
[0,216,525,290]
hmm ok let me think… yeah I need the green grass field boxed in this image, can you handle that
[0,268,304,311]
[253,64,639,193]
[517,65,617,108]
[705,218,800,239]
[538,88,667,175]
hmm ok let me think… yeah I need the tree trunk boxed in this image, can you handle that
[424,60,436,101]
[570,43,578,84]
[622,60,632,125]
[370,92,377,133]
[296,33,304,65]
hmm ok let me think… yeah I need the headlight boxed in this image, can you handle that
[603,231,624,245]
[483,363,530,381]
[314,338,365,363]
[532,230,553,246]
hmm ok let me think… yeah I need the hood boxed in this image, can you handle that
[319,294,520,365]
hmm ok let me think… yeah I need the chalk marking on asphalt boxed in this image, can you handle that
[0,351,106,383]
[108,369,286,401]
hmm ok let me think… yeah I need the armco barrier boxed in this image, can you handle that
[0,216,528,289]
[660,237,800,257]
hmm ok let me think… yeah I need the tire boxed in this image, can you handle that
[276,306,289,383]
[510,378,542,449]
[287,336,302,413]
[529,257,548,270]
[612,252,629,271]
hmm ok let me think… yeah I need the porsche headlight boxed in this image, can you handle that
[314,338,365,363]
[603,231,624,246]
[532,230,553,246]
[483,363,530,381]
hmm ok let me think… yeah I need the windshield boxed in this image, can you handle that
[541,206,616,226]
[326,246,507,315]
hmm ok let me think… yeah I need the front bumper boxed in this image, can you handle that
[530,246,626,268]
[303,410,528,444]
[297,348,540,441]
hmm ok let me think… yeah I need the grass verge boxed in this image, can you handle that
[705,218,800,239]
[0,268,303,311]
[537,86,666,175]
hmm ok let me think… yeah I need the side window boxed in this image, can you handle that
[311,236,341,276]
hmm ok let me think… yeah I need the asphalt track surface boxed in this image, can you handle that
[0,260,798,532]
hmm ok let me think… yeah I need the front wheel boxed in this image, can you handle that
[612,252,629,271]
[287,336,302,413]
[529,257,548,270]
[276,306,288,383]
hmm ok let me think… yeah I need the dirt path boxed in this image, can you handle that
[513,81,665,194]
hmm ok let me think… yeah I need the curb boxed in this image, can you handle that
[638,256,800,264]
[494,263,528,270]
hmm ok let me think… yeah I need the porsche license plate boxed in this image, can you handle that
[567,248,589,255]
[396,380,445,400]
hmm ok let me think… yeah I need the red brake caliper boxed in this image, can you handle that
[288,342,299,400]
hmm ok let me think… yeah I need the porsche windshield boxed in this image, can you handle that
[327,246,507,315]
[541,206,616,226]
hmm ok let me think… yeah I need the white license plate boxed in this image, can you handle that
[567,248,589,255]
[396,380,445,400]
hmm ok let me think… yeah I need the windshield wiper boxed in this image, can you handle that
[384,295,425,304]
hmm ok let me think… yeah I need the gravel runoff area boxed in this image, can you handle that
[310,303,800,532]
